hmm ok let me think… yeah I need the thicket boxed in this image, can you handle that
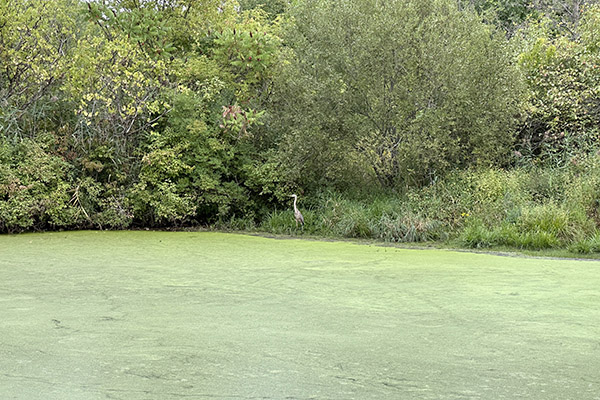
[0,0,283,231]
[259,161,600,253]
[269,0,523,189]
[2,0,600,255]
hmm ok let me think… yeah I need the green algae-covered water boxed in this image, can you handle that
[1,231,599,399]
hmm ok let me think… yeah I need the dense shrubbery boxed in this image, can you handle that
[0,139,76,232]
[2,0,600,256]
[257,162,600,254]
[516,5,600,164]
[269,0,523,189]
[0,0,283,231]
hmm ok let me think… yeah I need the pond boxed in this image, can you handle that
[1,231,599,399]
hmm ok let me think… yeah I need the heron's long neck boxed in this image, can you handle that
[293,197,297,211]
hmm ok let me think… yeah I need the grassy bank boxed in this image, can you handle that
[230,160,600,257]
[4,135,600,258]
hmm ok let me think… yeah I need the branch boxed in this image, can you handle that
[70,183,102,229]
[184,0,193,18]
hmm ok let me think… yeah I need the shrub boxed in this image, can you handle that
[517,8,600,163]
[128,88,263,226]
[0,139,78,232]
[272,0,523,189]
[570,232,600,254]
[129,131,198,225]
[375,213,445,243]
[70,177,133,229]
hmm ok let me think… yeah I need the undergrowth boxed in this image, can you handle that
[3,137,600,256]
[257,159,600,255]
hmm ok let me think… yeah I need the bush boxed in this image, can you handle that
[0,139,78,232]
[272,0,523,189]
[0,138,135,232]
[374,213,445,243]
[570,231,600,254]
[517,8,600,163]
[71,177,133,230]
[128,89,262,226]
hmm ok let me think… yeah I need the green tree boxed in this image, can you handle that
[462,0,598,36]
[0,0,79,138]
[271,0,523,189]
[238,0,289,19]
[123,3,284,224]
[517,5,600,163]
[459,0,535,34]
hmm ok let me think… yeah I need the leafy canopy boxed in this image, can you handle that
[271,0,524,188]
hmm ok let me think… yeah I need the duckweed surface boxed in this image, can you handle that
[1,231,599,399]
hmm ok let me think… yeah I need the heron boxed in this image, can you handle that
[290,194,304,228]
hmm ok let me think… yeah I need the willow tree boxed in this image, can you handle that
[271,0,524,189]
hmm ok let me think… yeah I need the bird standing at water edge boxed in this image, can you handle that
[290,194,304,228]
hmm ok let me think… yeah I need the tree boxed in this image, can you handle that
[461,0,598,36]
[0,0,79,138]
[517,5,600,162]
[271,0,524,189]
[238,0,289,19]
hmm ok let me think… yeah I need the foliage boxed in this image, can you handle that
[72,177,133,229]
[213,11,282,95]
[462,0,595,36]
[66,5,171,156]
[460,0,537,34]
[255,160,600,254]
[85,2,176,60]
[0,138,135,232]
[0,0,78,138]
[261,192,446,242]
[129,89,259,226]
[3,0,600,258]
[570,231,600,253]
[272,0,523,189]
[0,139,77,232]
[238,0,289,19]
[517,6,600,163]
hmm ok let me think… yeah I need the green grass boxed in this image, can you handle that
[252,164,600,256]
[1,231,600,399]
